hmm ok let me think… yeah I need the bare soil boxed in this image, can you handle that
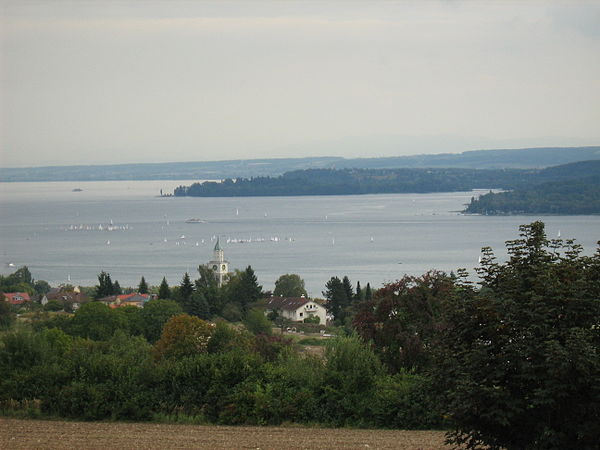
[1,417,450,449]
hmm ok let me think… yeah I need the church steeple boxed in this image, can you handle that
[208,237,228,287]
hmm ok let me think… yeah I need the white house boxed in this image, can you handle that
[266,296,327,325]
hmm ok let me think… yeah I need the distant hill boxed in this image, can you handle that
[173,161,600,198]
[463,161,600,215]
[1,146,599,182]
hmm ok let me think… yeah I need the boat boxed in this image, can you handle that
[185,218,206,223]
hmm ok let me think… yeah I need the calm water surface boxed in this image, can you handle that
[1,180,598,296]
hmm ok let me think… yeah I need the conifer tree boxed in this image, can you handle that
[355,281,364,301]
[113,280,122,295]
[94,271,114,299]
[138,276,149,294]
[179,273,194,301]
[365,283,372,300]
[158,277,171,299]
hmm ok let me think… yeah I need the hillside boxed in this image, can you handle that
[1,146,598,182]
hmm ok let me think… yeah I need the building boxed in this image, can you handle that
[98,293,152,308]
[3,292,31,305]
[265,296,327,325]
[45,286,90,310]
[207,237,229,287]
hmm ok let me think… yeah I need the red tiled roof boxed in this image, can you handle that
[4,292,31,304]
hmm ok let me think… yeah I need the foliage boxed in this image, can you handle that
[139,299,183,343]
[178,273,194,302]
[322,276,348,324]
[0,266,35,295]
[0,300,15,329]
[273,274,307,298]
[226,266,262,315]
[94,271,115,299]
[69,302,127,341]
[34,280,51,295]
[243,308,273,335]
[158,277,171,299]
[138,277,149,294]
[153,314,215,360]
[43,300,64,312]
[434,222,600,449]
[353,271,452,373]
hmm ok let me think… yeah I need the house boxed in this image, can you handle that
[265,296,327,325]
[46,286,90,310]
[99,293,152,308]
[3,292,31,305]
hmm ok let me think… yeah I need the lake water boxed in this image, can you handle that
[1,180,598,296]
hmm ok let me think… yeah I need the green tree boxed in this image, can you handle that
[0,300,15,329]
[153,314,214,360]
[112,280,122,295]
[243,308,273,335]
[434,222,600,450]
[138,276,149,294]
[179,273,194,302]
[355,281,364,302]
[227,266,262,315]
[139,299,183,343]
[158,277,171,299]
[44,300,64,312]
[69,302,127,341]
[34,280,51,296]
[365,283,372,300]
[94,271,114,299]
[273,274,308,298]
[323,276,347,324]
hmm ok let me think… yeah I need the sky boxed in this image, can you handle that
[1,0,599,168]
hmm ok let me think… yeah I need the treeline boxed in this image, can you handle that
[464,175,600,214]
[1,222,599,449]
[173,160,600,199]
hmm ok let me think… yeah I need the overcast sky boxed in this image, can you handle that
[1,0,599,167]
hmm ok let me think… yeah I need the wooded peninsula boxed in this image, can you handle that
[174,160,600,215]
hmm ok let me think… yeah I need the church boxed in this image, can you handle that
[206,237,229,287]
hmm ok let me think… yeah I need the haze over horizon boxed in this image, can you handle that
[1,0,599,168]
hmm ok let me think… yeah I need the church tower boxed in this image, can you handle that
[207,237,229,287]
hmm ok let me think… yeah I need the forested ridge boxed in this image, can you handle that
[174,161,600,215]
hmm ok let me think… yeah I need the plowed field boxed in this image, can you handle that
[1,418,450,449]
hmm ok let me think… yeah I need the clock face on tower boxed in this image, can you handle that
[212,265,218,270]
[221,264,226,270]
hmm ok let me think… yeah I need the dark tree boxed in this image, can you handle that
[179,273,194,302]
[353,271,452,373]
[342,276,353,304]
[112,280,122,295]
[355,281,364,302]
[365,283,372,300]
[273,273,308,298]
[434,222,600,450]
[94,271,114,299]
[237,266,262,314]
[158,277,171,299]
[138,276,148,294]
[323,276,347,323]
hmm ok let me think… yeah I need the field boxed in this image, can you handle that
[1,418,450,449]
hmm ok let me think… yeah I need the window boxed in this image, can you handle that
[299,312,303,317]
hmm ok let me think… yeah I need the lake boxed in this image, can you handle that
[1,180,598,296]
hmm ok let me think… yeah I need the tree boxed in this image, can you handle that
[0,300,15,329]
[434,222,600,449]
[273,274,307,298]
[44,300,64,312]
[139,299,183,343]
[365,283,372,300]
[227,266,262,315]
[158,277,171,299]
[69,302,127,340]
[138,276,148,294]
[243,308,273,335]
[355,281,364,302]
[342,276,353,303]
[112,280,122,295]
[94,271,114,299]
[153,314,215,360]
[322,276,347,324]
[179,273,194,302]
[34,280,51,296]
[353,271,452,373]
